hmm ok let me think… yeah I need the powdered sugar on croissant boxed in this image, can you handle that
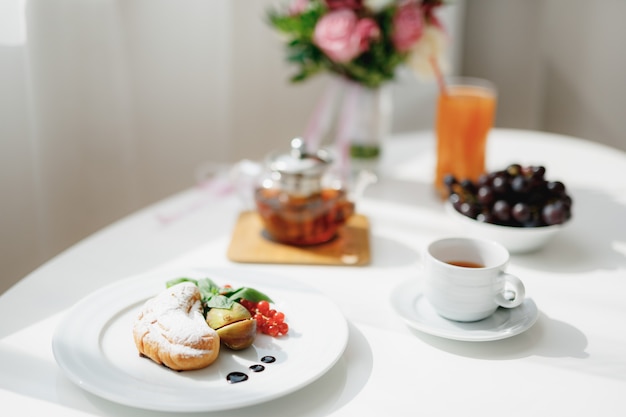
[133,281,219,371]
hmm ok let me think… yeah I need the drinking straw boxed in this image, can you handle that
[430,55,447,96]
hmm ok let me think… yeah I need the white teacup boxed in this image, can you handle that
[423,237,525,322]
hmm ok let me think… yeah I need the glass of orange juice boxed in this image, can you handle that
[434,77,497,198]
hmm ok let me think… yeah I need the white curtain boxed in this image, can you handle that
[0,0,464,293]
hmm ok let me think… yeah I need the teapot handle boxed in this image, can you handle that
[229,159,263,210]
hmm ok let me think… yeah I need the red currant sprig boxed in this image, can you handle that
[240,299,289,337]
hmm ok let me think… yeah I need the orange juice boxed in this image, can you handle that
[434,79,496,197]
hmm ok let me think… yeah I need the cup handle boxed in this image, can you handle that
[495,273,525,309]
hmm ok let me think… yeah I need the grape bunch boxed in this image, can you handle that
[445,164,573,227]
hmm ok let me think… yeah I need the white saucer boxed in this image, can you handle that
[390,279,539,342]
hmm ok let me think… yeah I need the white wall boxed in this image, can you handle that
[0,1,464,294]
[7,0,625,295]
[462,0,626,152]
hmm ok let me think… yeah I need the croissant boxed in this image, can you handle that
[133,282,220,371]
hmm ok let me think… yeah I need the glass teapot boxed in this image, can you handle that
[254,138,357,246]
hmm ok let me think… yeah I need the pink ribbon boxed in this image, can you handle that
[303,77,342,152]
[303,76,364,180]
[334,78,361,179]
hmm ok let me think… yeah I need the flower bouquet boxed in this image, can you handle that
[268,0,448,167]
[268,0,446,88]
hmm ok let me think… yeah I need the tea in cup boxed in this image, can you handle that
[423,237,525,322]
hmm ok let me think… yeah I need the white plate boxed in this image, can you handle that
[391,278,539,342]
[52,267,348,412]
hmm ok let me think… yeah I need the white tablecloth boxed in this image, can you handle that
[1,129,625,416]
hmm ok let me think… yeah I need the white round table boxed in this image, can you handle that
[1,129,625,416]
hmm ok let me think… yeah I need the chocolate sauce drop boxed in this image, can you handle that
[249,364,265,372]
[260,355,276,363]
[226,371,248,384]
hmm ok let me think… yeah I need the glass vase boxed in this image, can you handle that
[340,79,392,172]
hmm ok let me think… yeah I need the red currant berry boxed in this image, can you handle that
[257,300,270,315]
[274,312,285,323]
[247,300,259,315]
[267,325,280,337]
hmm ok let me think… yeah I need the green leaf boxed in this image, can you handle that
[205,294,234,309]
[163,277,274,310]
[196,278,220,299]
[165,277,198,288]
[227,287,274,304]
[351,144,381,159]
[291,72,309,83]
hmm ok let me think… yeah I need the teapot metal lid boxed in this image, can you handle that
[268,138,332,177]
[267,138,333,196]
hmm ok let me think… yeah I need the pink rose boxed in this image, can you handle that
[354,18,379,53]
[288,0,310,15]
[324,0,363,10]
[392,1,424,52]
[313,9,380,63]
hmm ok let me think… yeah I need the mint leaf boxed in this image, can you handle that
[227,287,274,304]
[196,278,219,298]
[164,278,274,310]
[165,277,198,288]
[205,294,234,309]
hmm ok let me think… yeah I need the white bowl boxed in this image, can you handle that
[444,203,566,254]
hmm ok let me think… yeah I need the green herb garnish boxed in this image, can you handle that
[165,277,274,311]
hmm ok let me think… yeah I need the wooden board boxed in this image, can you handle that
[227,211,371,266]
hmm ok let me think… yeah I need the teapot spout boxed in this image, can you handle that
[350,169,378,201]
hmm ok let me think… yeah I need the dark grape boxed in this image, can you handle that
[443,174,457,190]
[477,173,490,187]
[523,212,543,227]
[506,164,522,176]
[527,176,545,194]
[512,202,531,223]
[547,181,566,196]
[542,201,566,225]
[477,185,495,205]
[492,174,509,194]
[450,194,463,212]
[492,200,511,221]
[460,179,477,194]
[562,207,572,222]
[511,175,529,194]
[561,194,573,208]
[476,211,496,223]
[449,192,461,205]
[527,184,548,206]
[530,166,546,181]
[445,164,572,227]
[460,202,480,219]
